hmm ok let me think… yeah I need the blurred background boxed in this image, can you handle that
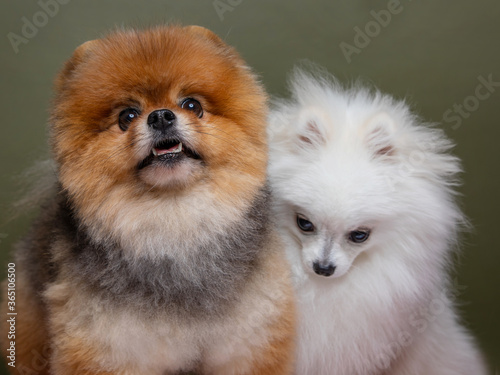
[0,0,498,373]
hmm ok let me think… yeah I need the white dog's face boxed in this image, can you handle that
[269,95,403,279]
[289,211,372,279]
[269,71,461,280]
[274,157,396,279]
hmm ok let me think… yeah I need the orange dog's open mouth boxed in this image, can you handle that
[138,138,200,170]
[152,141,183,156]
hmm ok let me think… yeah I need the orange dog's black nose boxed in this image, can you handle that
[148,109,176,131]
[313,262,336,277]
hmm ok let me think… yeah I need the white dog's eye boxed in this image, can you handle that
[296,215,315,233]
[348,229,371,244]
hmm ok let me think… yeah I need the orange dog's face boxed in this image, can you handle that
[51,26,267,224]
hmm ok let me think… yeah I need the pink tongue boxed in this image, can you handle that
[155,143,180,155]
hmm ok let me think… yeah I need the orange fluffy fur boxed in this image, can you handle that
[3,25,295,375]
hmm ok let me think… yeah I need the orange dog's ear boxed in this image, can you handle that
[184,25,225,47]
[54,39,99,92]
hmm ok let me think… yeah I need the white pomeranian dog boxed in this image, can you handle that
[268,68,487,375]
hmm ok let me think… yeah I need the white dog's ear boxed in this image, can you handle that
[364,112,396,158]
[296,109,328,148]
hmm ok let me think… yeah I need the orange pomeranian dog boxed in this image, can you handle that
[2,26,295,375]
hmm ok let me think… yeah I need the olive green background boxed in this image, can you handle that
[0,0,498,373]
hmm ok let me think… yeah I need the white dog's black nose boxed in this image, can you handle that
[313,262,336,277]
[148,109,176,131]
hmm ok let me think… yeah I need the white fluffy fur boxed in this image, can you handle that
[268,68,487,375]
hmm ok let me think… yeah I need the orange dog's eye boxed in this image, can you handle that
[181,98,203,118]
[118,108,140,131]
